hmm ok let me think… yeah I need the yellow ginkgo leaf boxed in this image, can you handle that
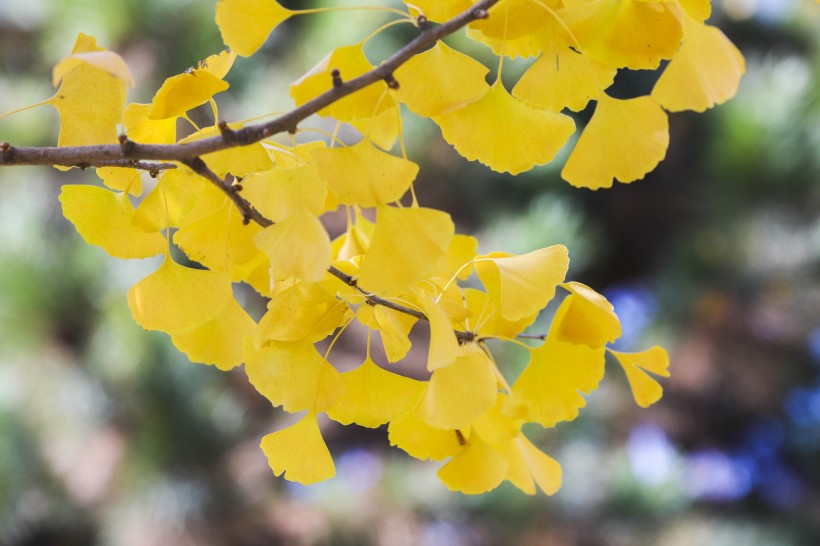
[561,0,684,70]
[255,281,352,345]
[391,41,490,117]
[197,49,238,79]
[415,350,498,430]
[552,282,621,348]
[327,358,424,428]
[59,185,165,259]
[469,0,554,40]
[48,33,125,147]
[472,394,521,445]
[349,104,402,151]
[509,338,605,427]
[260,413,335,485]
[180,125,273,178]
[244,340,345,413]
[358,304,418,363]
[96,166,142,197]
[53,50,134,88]
[148,70,228,120]
[435,81,575,175]
[609,346,671,408]
[291,45,394,121]
[463,287,539,340]
[254,210,331,283]
[388,410,463,461]
[437,431,508,494]
[173,200,264,279]
[311,140,418,208]
[127,258,233,335]
[242,162,328,224]
[171,296,256,371]
[517,435,562,495]
[270,141,326,168]
[474,245,569,322]
[216,0,293,57]
[331,208,374,261]
[513,46,616,112]
[445,234,478,281]
[418,296,460,371]
[404,0,471,22]
[496,439,536,494]
[677,0,711,21]
[652,18,745,113]
[357,206,454,296]
[561,94,669,189]
[132,167,206,232]
[124,103,176,144]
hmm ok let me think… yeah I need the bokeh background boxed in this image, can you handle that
[1,0,819,544]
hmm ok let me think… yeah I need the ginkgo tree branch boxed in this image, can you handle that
[0,0,498,169]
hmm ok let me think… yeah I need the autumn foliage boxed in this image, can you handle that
[0,0,744,495]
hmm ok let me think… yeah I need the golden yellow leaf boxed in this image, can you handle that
[132,167,207,232]
[517,435,562,494]
[513,46,616,112]
[472,394,520,445]
[415,350,498,430]
[469,0,555,40]
[148,71,228,120]
[48,33,125,147]
[254,210,331,283]
[179,124,273,177]
[357,206,454,296]
[418,296,460,371]
[474,245,569,322]
[445,234,478,281]
[198,49,238,79]
[291,44,394,121]
[255,281,352,345]
[96,167,142,197]
[244,340,344,413]
[358,304,418,363]
[311,140,418,208]
[404,0,471,22]
[609,346,670,408]
[53,50,134,88]
[332,208,374,261]
[173,200,264,279]
[270,141,326,168]
[392,41,490,117]
[388,410,463,461]
[437,431,508,494]
[677,0,711,21]
[127,258,233,335]
[327,358,424,428]
[552,281,621,348]
[59,185,165,259]
[240,164,327,223]
[561,0,684,69]
[216,0,292,57]
[652,18,745,113]
[435,81,575,175]
[348,104,402,151]
[509,337,605,427]
[260,413,335,485]
[561,95,669,189]
[124,103,177,145]
[171,296,256,371]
